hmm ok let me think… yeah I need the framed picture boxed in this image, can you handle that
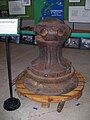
[8,1,25,15]
[80,38,90,50]
[0,36,6,42]
[0,35,20,43]
[9,35,20,44]
[64,38,80,48]
[22,0,31,6]
[20,34,35,44]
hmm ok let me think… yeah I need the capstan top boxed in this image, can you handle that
[34,18,71,42]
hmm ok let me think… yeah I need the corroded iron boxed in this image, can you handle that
[24,18,78,96]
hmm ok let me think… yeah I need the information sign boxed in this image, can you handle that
[0,18,19,35]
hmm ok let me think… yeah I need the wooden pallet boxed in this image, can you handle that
[15,71,85,107]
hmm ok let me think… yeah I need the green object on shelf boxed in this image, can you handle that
[71,33,90,38]
[20,30,35,35]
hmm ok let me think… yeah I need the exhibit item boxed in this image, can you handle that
[15,18,85,112]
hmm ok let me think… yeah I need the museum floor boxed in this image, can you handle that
[0,42,90,120]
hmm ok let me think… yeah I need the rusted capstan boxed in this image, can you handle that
[24,18,78,96]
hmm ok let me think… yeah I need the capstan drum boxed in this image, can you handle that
[15,18,85,112]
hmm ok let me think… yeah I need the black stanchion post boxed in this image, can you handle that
[3,36,21,111]
[5,36,13,98]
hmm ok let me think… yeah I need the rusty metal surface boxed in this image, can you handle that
[23,18,78,96]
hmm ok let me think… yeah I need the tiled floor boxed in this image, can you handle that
[0,42,90,120]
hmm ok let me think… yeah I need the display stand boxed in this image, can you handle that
[0,18,21,111]
[3,36,21,111]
